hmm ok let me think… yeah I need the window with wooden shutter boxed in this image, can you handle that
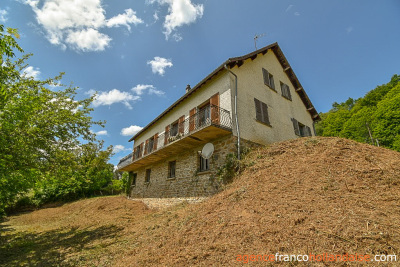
[261,102,270,125]
[280,82,292,100]
[292,118,300,136]
[254,98,270,125]
[292,118,312,137]
[254,98,262,121]
[262,68,270,86]
[262,68,275,90]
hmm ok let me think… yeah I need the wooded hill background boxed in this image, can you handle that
[316,74,400,152]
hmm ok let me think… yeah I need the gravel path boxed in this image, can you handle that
[129,197,208,209]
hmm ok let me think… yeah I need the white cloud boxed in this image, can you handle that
[95,130,108,136]
[23,0,143,52]
[22,66,41,79]
[294,12,300,16]
[285,5,293,13]
[131,84,164,96]
[150,0,204,40]
[148,88,165,96]
[121,125,143,136]
[113,144,130,153]
[153,11,159,22]
[65,28,111,52]
[106,9,143,31]
[147,57,173,76]
[88,89,140,109]
[0,9,8,23]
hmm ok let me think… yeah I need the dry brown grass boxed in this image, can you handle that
[1,137,400,266]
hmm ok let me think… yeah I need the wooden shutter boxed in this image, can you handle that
[254,98,262,122]
[281,83,291,100]
[261,102,270,124]
[262,68,270,86]
[292,118,300,136]
[139,142,144,158]
[210,93,220,124]
[285,84,291,100]
[189,108,196,132]
[178,116,185,134]
[153,133,158,150]
[164,125,170,145]
[270,74,275,90]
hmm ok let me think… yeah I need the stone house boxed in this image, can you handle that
[118,43,320,198]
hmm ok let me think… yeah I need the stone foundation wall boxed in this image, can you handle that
[129,135,238,198]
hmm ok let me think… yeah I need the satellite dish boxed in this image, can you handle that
[201,143,214,159]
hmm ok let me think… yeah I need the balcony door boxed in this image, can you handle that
[198,104,210,128]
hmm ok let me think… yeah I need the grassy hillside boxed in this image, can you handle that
[1,137,400,266]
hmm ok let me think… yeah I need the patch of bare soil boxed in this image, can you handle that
[2,137,400,266]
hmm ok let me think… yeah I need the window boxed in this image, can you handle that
[262,68,275,90]
[280,82,292,100]
[134,144,142,159]
[198,104,210,127]
[292,118,312,137]
[145,169,151,183]
[254,98,271,125]
[170,121,178,136]
[199,155,209,172]
[129,172,137,186]
[147,136,154,154]
[168,161,176,178]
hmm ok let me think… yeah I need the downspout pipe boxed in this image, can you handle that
[224,64,241,160]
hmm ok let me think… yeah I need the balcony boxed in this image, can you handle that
[118,105,232,171]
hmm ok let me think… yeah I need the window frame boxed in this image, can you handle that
[170,121,179,137]
[262,68,275,90]
[199,155,210,172]
[147,136,154,154]
[134,145,142,159]
[198,103,211,128]
[280,82,292,101]
[129,172,137,187]
[145,169,151,183]
[254,98,271,126]
[292,118,312,137]
[168,161,176,178]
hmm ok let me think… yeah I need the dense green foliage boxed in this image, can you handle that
[0,25,121,216]
[316,75,400,151]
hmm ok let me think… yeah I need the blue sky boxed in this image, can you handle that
[1,0,399,165]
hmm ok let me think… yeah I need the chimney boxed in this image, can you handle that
[185,84,191,93]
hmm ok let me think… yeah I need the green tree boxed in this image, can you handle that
[316,74,400,151]
[0,25,112,215]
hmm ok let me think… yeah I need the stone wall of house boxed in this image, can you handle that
[129,135,238,198]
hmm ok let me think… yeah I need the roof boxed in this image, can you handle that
[129,42,320,142]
